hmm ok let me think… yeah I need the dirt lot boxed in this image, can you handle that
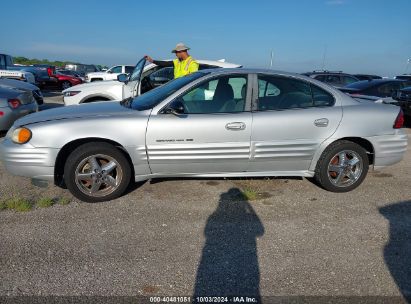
[0,94,411,302]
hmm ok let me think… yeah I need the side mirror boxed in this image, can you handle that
[117,74,128,83]
[164,99,185,115]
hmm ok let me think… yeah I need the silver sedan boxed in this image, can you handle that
[0,69,407,202]
[0,86,38,132]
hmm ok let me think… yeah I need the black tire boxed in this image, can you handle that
[64,142,131,202]
[315,140,369,193]
[61,81,71,90]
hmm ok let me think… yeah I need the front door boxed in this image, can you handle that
[123,57,146,98]
[146,73,253,174]
[249,74,343,173]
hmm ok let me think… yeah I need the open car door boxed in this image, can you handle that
[123,57,146,98]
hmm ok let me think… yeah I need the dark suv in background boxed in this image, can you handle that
[302,71,360,88]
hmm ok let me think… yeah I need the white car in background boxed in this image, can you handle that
[63,58,241,106]
[85,65,135,82]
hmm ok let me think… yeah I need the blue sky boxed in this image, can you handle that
[1,0,410,76]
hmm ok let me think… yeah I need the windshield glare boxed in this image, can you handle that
[131,72,207,111]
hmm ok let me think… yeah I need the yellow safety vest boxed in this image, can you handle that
[173,56,199,79]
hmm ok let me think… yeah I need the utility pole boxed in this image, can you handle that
[405,58,411,74]
[270,50,274,69]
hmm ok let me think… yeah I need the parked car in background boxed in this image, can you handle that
[64,64,100,77]
[395,74,411,81]
[0,78,43,105]
[302,71,360,88]
[1,69,407,202]
[353,74,382,81]
[0,54,36,84]
[393,86,411,118]
[18,66,58,89]
[63,58,241,106]
[85,65,135,82]
[340,79,411,104]
[56,69,85,82]
[54,71,83,90]
[0,86,38,131]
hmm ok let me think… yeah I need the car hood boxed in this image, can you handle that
[63,80,123,93]
[14,101,137,127]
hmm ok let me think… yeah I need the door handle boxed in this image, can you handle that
[225,122,246,130]
[314,118,329,127]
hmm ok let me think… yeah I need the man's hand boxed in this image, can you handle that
[144,55,154,63]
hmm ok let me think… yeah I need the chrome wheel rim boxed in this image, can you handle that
[75,154,123,198]
[327,150,363,188]
[62,81,71,90]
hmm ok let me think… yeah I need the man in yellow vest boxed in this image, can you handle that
[145,43,199,79]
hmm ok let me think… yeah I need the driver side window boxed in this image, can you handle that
[110,66,122,74]
[180,75,247,114]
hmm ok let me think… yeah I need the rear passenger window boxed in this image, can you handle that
[311,84,335,106]
[257,75,313,111]
[257,75,335,111]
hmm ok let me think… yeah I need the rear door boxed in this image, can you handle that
[249,74,343,173]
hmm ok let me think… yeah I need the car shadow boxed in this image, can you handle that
[193,188,264,300]
[379,200,411,303]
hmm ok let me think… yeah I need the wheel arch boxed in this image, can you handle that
[80,93,114,103]
[54,137,134,187]
[310,136,375,172]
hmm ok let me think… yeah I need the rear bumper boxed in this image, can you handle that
[0,103,38,131]
[366,129,408,169]
[0,138,58,181]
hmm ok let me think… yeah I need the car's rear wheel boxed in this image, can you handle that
[315,140,369,192]
[64,143,131,202]
[61,81,71,90]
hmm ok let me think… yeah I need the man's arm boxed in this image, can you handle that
[144,55,173,67]
[152,60,173,67]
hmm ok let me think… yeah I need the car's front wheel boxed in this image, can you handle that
[64,142,131,202]
[315,140,369,192]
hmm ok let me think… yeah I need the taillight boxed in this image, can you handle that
[393,109,404,129]
[8,99,21,109]
[0,111,4,116]
[47,67,53,76]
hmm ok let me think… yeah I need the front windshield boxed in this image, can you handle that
[131,72,207,111]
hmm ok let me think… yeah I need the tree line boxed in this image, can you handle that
[13,56,107,70]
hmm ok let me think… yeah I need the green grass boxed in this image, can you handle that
[0,200,7,210]
[36,197,54,208]
[241,188,259,201]
[4,197,33,212]
[58,197,71,206]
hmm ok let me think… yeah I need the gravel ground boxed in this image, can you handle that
[0,93,410,303]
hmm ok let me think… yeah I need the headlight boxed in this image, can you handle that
[64,91,81,97]
[11,127,32,144]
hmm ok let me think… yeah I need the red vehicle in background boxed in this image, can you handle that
[54,71,83,90]
[33,64,83,90]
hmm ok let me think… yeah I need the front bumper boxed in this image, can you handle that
[0,103,38,131]
[0,138,59,181]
